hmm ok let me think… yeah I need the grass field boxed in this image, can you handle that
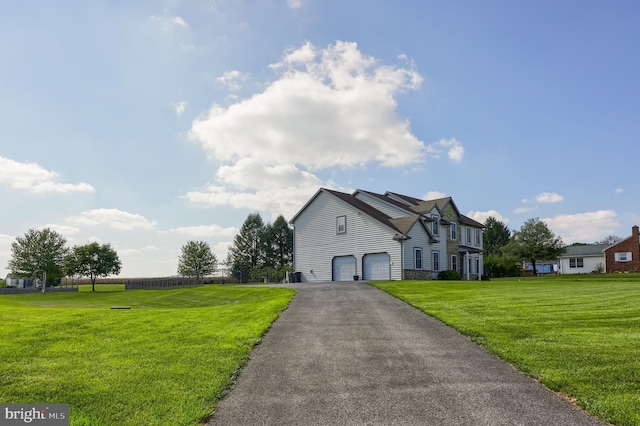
[372,275,640,426]
[0,284,295,425]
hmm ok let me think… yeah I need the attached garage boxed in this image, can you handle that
[362,253,390,281]
[332,256,357,281]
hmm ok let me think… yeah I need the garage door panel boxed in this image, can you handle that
[363,253,390,281]
[332,256,356,281]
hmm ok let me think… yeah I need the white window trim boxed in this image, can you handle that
[615,252,632,262]
[451,223,457,240]
[433,251,440,271]
[336,215,346,234]
[451,254,457,271]
[432,216,439,236]
[414,248,423,270]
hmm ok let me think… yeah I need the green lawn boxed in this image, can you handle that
[0,284,295,425]
[371,275,640,426]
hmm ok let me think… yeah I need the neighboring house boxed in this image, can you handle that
[604,225,640,273]
[289,188,484,283]
[558,244,607,274]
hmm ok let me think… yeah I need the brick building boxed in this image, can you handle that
[604,225,640,273]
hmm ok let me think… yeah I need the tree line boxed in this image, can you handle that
[6,211,293,290]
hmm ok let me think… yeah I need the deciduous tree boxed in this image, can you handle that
[509,218,565,274]
[65,242,122,292]
[177,240,217,280]
[8,228,69,284]
[594,235,623,245]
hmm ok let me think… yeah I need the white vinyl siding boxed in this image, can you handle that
[559,254,605,274]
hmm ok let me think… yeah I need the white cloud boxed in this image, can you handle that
[514,206,538,214]
[433,138,464,163]
[536,192,564,203]
[287,0,303,8]
[543,210,619,244]
[167,224,238,238]
[67,209,158,231]
[173,101,187,116]
[190,41,425,171]
[423,191,446,200]
[466,210,510,225]
[217,70,248,91]
[43,224,80,236]
[147,15,189,30]
[0,156,95,194]
[615,188,624,194]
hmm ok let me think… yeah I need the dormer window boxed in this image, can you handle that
[432,216,439,235]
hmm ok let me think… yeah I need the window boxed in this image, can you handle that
[450,223,457,240]
[433,252,440,271]
[475,229,481,246]
[451,255,457,271]
[569,258,584,268]
[432,216,439,235]
[615,252,632,262]
[414,248,423,269]
[336,215,346,234]
[466,228,472,244]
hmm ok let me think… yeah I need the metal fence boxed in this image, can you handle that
[125,276,206,290]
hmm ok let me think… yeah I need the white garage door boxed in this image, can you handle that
[332,256,356,281]
[363,253,390,281]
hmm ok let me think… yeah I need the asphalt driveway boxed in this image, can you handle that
[209,281,604,426]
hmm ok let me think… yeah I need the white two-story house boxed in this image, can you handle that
[289,188,484,282]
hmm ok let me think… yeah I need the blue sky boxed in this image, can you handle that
[2,0,639,277]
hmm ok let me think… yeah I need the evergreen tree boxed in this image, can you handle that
[228,213,265,282]
[483,217,511,256]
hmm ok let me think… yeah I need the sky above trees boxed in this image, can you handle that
[1,1,639,277]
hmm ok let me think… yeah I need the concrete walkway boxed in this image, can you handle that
[209,282,604,426]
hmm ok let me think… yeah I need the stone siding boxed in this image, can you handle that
[403,269,433,280]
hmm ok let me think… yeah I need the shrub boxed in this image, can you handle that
[438,270,462,280]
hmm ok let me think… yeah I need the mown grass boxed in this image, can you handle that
[0,284,295,425]
[372,275,640,426]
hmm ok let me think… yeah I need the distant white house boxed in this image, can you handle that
[558,244,607,274]
[4,274,34,288]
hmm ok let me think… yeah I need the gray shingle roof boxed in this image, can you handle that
[561,244,608,257]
